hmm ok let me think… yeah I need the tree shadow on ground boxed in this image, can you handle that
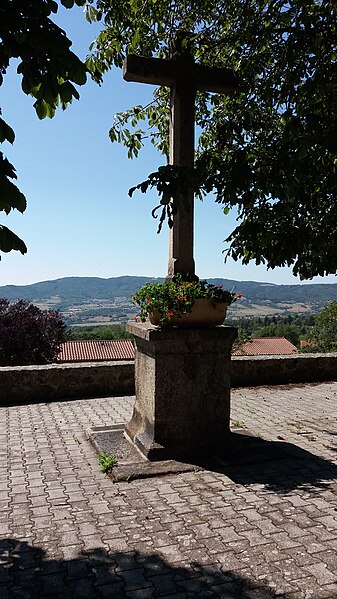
[184,434,337,494]
[0,539,299,599]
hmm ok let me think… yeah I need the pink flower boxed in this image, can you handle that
[235,293,243,299]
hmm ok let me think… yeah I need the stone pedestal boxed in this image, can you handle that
[125,322,237,460]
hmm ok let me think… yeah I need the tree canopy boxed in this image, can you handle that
[312,300,337,351]
[2,1,336,280]
[0,0,87,258]
[86,0,337,280]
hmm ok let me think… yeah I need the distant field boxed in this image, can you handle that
[69,320,126,327]
[1,274,335,324]
[31,296,322,325]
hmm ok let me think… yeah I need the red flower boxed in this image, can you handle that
[167,310,174,317]
[217,284,222,288]
[235,293,243,299]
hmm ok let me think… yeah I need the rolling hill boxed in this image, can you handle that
[0,275,336,323]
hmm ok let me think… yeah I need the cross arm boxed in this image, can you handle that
[193,63,237,93]
[123,54,237,94]
[123,54,176,87]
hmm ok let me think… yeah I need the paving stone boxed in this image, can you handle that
[146,573,180,596]
[0,585,10,599]
[1,384,337,599]
[82,534,106,550]
[117,567,153,591]
[302,561,337,585]
[125,589,156,599]
[96,582,126,598]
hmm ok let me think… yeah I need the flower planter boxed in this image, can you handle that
[149,298,228,327]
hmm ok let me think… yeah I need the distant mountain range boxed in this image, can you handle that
[0,276,336,319]
[1,275,336,305]
[0,276,152,307]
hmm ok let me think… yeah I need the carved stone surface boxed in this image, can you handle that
[125,322,237,460]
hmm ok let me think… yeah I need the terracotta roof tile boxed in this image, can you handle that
[58,340,135,363]
[232,337,298,356]
[300,340,317,348]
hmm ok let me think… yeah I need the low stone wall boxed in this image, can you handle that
[0,361,135,405]
[231,353,337,387]
[0,353,336,405]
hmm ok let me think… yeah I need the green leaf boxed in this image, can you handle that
[0,225,27,255]
[59,81,79,103]
[0,183,27,214]
[69,62,87,86]
[34,99,48,120]
[0,119,15,144]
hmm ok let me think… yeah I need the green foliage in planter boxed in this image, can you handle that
[132,275,242,326]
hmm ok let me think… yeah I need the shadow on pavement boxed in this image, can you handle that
[89,426,337,493]
[0,539,297,599]
[187,434,337,494]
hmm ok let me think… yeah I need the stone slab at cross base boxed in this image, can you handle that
[126,321,237,460]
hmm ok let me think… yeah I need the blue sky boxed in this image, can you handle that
[1,4,336,287]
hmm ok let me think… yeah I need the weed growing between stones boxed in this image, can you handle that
[98,452,118,474]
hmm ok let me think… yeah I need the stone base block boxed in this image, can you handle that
[126,322,237,460]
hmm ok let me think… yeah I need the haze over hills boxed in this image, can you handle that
[0,275,336,324]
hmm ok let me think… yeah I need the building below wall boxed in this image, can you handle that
[59,337,297,363]
[232,337,298,356]
[58,340,135,362]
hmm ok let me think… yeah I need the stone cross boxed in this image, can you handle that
[123,50,236,280]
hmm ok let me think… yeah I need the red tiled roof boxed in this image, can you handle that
[58,340,135,363]
[300,340,317,348]
[232,337,298,356]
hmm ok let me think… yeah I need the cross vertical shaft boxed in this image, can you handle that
[123,52,236,280]
[168,64,196,279]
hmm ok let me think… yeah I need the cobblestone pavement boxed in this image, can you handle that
[1,382,337,598]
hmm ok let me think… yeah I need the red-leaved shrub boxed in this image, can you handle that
[0,299,66,366]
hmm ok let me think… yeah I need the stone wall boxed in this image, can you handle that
[231,353,337,387]
[0,354,336,405]
[0,361,135,405]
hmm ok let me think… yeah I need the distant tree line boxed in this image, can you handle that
[68,306,337,352]
[312,301,337,353]
[66,324,133,341]
[1,300,337,366]
[228,303,337,352]
[228,313,316,347]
